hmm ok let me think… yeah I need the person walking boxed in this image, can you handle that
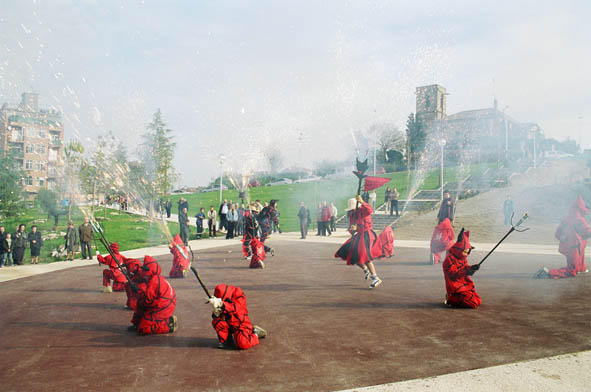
[28,225,43,264]
[208,206,217,238]
[316,203,323,236]
[298,202,309,239]
[64,221,80,261]
[78,217,94,260]
[437,191,455,224]
[12,224,27,265]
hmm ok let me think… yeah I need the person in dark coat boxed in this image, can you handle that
[78,218,94,260]
[12,224,27,265]
[165,199,172,218]
[297,202,308,239]
[64,221,80,261]
[437,191,455,224]
[195,208,205,239]
[28,225,43,264]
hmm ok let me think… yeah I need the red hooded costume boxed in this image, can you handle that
[430,218,455,264]
[122,257,142,310]
[211,284,260,350]
[335,201,394,265]
[249,237,266,268]
[442,229,481,308]
[97,242,126,291]
[550,195,591,278]
[131,256,177,335]
[169,234,190,278]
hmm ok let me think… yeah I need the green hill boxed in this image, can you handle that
[167,164,491,232]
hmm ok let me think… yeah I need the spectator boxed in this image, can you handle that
[298,202,309,239]
[219,199,228,231]
[12,224,27,265]
[179,207,188,236]
[180,219,191,246]
[321,201,332,236]
[369,190,377,211]
[64,221,80,261]
[391,188,400,217]
[28,225,43,265]
[385,187,392,207]
[2,233,13,266]
[165,199,172,218]
[316,203,323,236]
[208,206,217,238]
[272,209,281,233]
[195,208,206,239]
[330,202,338,232]
[79,217,94,260]
[503,195,515,226]
[226,204,239,239]
[236,204,245,236]
[0,225,5,267]
[437,191,455,224]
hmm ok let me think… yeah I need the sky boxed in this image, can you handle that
[2,0,590,186]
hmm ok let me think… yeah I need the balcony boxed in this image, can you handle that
[50,139,62,147]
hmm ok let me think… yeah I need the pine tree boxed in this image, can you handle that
[140,110,177,208]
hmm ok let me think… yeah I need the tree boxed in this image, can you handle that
[406,113,426,164]
[63,140,85,221]
[37,189,67,230]
[265,148,283,175]
[0,150,25,218]
[140,110,177,196]
[370,123,405,164]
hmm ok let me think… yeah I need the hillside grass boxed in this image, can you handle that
[1,206,178,264]
[167,164,492,232]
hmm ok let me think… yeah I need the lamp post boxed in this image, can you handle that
[502,105,509,160]
[439,139,446,201]
[218,154,225,205]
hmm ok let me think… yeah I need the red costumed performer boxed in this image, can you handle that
[535,195,591,279]
[207,284,267,350]
[249,237,266,269]
[129,256,178,335]
[442,228,481,308]
[430,218,455,264]
[335,195,394,289]
[169,234,191,278]
[241,204,259,259]
[96,242,126,293]
[122,256,142,310]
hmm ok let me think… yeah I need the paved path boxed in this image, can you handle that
[338,351,591,392]
[0,231,591,392]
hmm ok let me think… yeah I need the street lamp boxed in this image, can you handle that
[218,154,226,205]
[439,139,446,201]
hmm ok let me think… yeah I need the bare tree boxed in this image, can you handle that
[369,123,405,163]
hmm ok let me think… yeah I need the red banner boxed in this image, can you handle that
[363,176,390,191]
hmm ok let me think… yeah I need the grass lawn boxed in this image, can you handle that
[166,164,492,233]
[1,206,179,265]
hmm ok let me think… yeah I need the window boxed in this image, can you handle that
[36,144,46,154]
[38,178,45,187]
[26,144,35,153]
[35,161,45,171]
[38,130,47,138]
[24,176,33,185]
[25,160,33,170]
